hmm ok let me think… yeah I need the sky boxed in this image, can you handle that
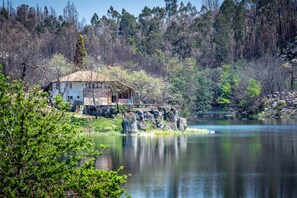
[10,0,204,23]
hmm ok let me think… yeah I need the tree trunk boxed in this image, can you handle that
[21,62,27,81]
[290,70,294,91]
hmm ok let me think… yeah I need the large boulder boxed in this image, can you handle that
[137,121,147,131]
[152,109,160,119]
[134,110,144,121]
[122,112,138,133]
[122,118,131,134]
[155,110,164,129]
[169,121,177,131]
[122,106,188,132]
[144,111,154,122]
[167,107,178,122]
[177,117,187,131]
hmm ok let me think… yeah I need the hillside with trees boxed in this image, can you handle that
[1,0,297,118]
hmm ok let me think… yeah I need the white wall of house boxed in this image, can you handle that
[50,81,133,106]
[51,82,84,104]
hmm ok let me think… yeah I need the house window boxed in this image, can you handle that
[55,83,59,89]
[67,96,73,101]
[69,82,72,89]
[123,93,129,99]
[119,93,130,99]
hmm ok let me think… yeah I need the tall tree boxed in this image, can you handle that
[63,0,78,25]
[90,12,99,26]
[213,0,236,65]
[202,0,219,11]
[165,0,178,17]
[119,11,137,38]
[74,34,87,69]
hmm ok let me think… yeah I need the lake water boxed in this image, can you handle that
[93,120,297,198]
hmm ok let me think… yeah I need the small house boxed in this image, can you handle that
[48,70,134,106]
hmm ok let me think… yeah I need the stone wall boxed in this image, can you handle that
[263,92,297,118]
[82,105,117,118]
[122,106,187,134]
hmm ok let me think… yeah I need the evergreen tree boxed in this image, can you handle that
[165,0,178,17]
[195,72,213,113]
[119,11,137,37]
[213,0,236,65]
[90,12,99,26]
[74,34,87,69]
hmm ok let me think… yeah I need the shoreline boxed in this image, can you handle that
[84,128,215,136]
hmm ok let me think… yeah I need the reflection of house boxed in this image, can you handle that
[48,70,134,106]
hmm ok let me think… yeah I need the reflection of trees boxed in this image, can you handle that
[94,133,297,197]
[122,135,188,173]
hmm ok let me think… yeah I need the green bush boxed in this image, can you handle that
[0,67,128,197]
[275,101,286,111]
[93,117,123,132]
[71,116,123,133]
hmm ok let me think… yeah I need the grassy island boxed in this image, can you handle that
[70,114,214,135]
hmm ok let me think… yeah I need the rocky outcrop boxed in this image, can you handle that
[122,112,138,133]
[263,92,297,118]
[122,106,187,134]
[83,105,116,118]
[177,117,187,131]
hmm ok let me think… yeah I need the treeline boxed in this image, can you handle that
[0,0,297,118]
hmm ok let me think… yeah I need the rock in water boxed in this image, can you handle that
[122,118,131,134]
[130,114,138,133]
[122,112,138,133]
[122,106,188,132]
[177,117,187,131]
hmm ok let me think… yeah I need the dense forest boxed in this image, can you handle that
[0,0,297,118]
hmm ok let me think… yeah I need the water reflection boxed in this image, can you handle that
[93,122,297,197]
[95,135,187,173]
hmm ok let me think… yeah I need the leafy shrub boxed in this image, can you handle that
[0,67,128,197]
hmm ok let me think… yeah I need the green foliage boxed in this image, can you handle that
[214,65,237,108]
[2,0,297,119]
[49,54,75,76]
[218,96,231,105]
[195,72,213,113]
[118,105,132,114]
[93,117,123,132]
[218,82,231,105]
[119,11,137,37]
[168,58,213,116]
[275,101,287,111]
[101,66,166,104]
[70,116,123,133]
[245,79,261,99]
[165,0,178,17]
[0,7,9,19]
[74,34,87,68]
[237,78,262,118]
[169,58,197,116]
[0,69,128,197]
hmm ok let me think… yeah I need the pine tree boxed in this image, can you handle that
[165,0,178,17]
[74,34,87,69]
